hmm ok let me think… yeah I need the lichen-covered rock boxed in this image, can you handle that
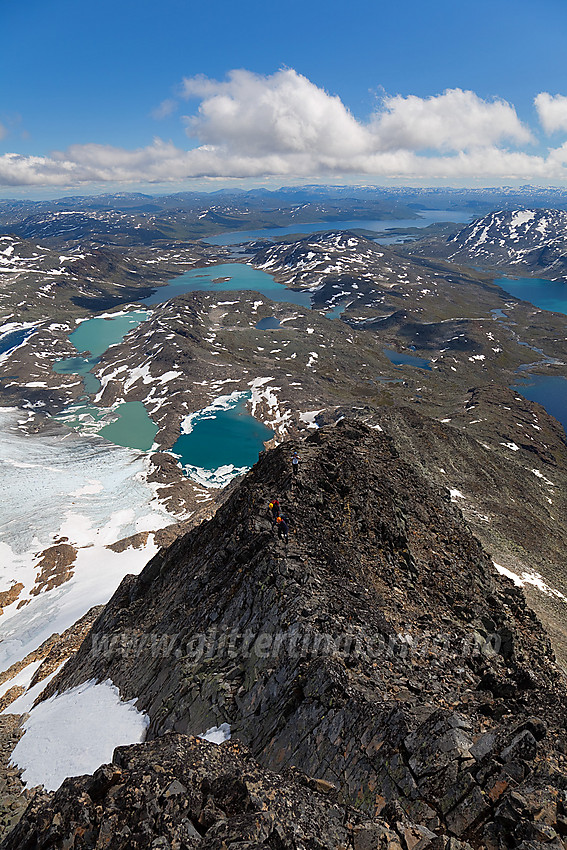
[0,734,381,849]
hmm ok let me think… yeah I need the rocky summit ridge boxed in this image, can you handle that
[5,417,567,849]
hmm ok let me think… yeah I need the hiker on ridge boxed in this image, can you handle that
[268,499,280,522]
[276,515,289,543]
[292,452,299,477]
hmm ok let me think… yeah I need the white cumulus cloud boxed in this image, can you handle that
[1,70,567,188]
[371,88,533,152]
[182,71,532,157]
[535,92,567,134]
[182,69,372,158]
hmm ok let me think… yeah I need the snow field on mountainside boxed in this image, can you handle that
[249,377,292,438]
[10,680,150,791]
[0,408,173,672]
[0,542,160,673]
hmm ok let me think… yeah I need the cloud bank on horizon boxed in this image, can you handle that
[4,69,567,188]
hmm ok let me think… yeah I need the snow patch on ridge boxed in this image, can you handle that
[299,409,325,429]
[10,679,149,791]
[493,561,567,603]
[198,723,231,744]
[179,463,247,490]
[249,377,292,439]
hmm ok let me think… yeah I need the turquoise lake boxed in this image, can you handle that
[171,393,274,486]
[53,311,149,394]
[68,311,148,357]
[99,401,158,450]
[495,277,567,316]
[142,263,311,308]
[203,210,473,246]
[55,400,158,451]
[53,311,155,451]
[52,355,102,393]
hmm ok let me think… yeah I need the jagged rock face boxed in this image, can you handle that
[43,420,567,845]
[0,734,372,849]
[0,717,32,838]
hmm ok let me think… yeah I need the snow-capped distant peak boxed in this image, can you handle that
[446,208,567,275]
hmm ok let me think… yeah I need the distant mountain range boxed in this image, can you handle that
[4,187,567,243]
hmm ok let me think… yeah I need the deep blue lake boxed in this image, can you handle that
[142,263,311,308]
[255,317,282,330]
[494,277,566,432]
[383,348,432,370]
[0,327,34,355]
[511,375,567,433]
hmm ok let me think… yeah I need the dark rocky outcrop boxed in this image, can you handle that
[15,419,564,849]
[0,717,34,838]
[0,734,399,849]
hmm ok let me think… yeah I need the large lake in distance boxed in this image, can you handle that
[203,209,473,246]
[510,375,567,433]
[141,262,311,307]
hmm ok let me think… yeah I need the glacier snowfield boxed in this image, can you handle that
[0,408,174,670]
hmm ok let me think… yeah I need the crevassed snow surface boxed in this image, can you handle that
[0,408,174,671]
[1,662,67,716]
[0,409,168,557]
[10,679,149,791]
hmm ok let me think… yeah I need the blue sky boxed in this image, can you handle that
[3,0,567,195]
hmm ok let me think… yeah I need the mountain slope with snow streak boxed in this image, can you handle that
[428,208,567,279]
[252,230,504,323]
